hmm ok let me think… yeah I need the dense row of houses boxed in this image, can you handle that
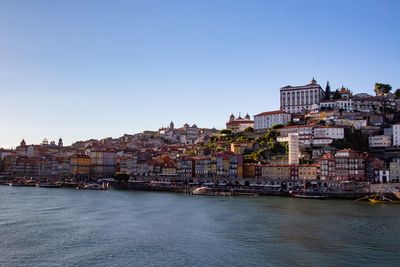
[3,144,400,183]
[2,78,400,184]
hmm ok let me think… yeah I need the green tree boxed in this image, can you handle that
[264,129,280,141]
[332,90,341,100]
[374,83,392,96]
[394,88,400,99]
[270,141,288,155]
[209,136,219,143]
[325,81,331,100]
[244,127,254,133]
[243,155,258,163]
[216,146,224,152]
[250,150,262,162]
[332,128,369,152]
[220,129,232,135]
[236,136,248,142]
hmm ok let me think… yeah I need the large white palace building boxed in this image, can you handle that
[280,78,325,114]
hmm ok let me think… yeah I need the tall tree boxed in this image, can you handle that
[374,83,392,96]
[332,89,341,100]
[394,88,400,99]
[325,81,331,100]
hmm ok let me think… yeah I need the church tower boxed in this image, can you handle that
[20,139,26,147]
[58,138,63,147]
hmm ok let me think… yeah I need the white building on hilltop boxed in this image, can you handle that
[226,113,253,133]
[280,78,325,114]
[253,110,291,132]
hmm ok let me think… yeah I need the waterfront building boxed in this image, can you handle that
[298,164,320,180]
[368,135,392,148]
[60,157,71,178]
[375,170,390,183]
[226,113,253,133]
[136,160,154,176]
[70,154,91,180]
[243,163,320,181]
[389,158,400,182]
[253,110,291,132]
[319,149,366,181]
[88,150,117,179]
[288,133,299,165]
[280,78,325,114]
[194,157,216,178]
[243,164,256,179]
[176,157,194,178]
[160,162,177,176]
[215,151,243,179]
[319,153,336,180]
[120,154,138,176]
[335,149,366,181]
[261,164,292,180]
[9,156,39,177]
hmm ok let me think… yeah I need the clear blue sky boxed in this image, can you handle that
[1,0,399,147]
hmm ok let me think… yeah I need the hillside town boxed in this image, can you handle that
[1,78,400,195]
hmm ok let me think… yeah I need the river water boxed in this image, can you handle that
[0,186,399,266]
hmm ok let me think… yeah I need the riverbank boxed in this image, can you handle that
[2,177,399,200]
[1,186,400,266]
[111,181,374,200]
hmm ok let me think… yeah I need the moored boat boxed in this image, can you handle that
[77,182,109,190]
[192,186,233,196]
[39,183,61,188]
[192,186,208,195]
[291,193,329,199]
[367,194,400,204]
[12,181,38,187]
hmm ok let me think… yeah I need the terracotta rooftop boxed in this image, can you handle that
[254,110,288,117]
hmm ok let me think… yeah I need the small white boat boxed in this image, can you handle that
[192,186,208,195]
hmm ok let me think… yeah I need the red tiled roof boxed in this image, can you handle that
[254,110,288,117]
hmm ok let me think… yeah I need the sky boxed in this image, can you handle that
[0,0,399,148]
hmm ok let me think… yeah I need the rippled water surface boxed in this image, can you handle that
[0,186,399,266]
